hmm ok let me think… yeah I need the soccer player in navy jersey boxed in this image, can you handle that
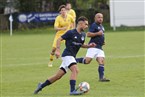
[76,13,110,82]
[34,16,96,95]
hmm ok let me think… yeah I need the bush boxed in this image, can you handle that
[75,8,109,24]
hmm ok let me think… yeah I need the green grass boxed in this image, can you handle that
[0,29,144,97]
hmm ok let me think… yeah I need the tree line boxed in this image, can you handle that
[0,0,109,30]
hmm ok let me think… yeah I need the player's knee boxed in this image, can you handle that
[85,59,91,64]
[52,48,56,52]
[85,61,90,64]
[98,61,104,64]
[97,57,104,64]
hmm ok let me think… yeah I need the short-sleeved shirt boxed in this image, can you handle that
[61,29,86,57]
[67,9,76,19]
[89,22,105,49]
[54,14,74,35]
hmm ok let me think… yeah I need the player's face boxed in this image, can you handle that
[60,8,67,15]
[66,4,71,10]
[81,20,88,31]
[95,14,103,24]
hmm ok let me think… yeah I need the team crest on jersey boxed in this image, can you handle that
[74,36,77,39]
[98,27,101,30]
[81,36,85,41]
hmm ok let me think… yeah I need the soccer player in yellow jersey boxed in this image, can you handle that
[66,2,76,20]
[48,5,75,67]
[66,2,76,28]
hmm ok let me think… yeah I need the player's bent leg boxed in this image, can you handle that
[48,69,66,83]
[69,64,79,80]
[96,57,104,64]
[69,64,79,94]
[34,69,66,94]
[96,57,110,82]
[85,57,92,64]
[68,64,84,95]
[76,57,92,64]
[48,47,56,67]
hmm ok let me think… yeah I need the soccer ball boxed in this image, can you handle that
[78,82,90,93]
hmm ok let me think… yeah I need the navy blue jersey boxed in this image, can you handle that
[89,22,105,49]
[61,29,86,57]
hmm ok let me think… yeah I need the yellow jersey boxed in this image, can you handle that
[67,9,76,19]
[54,14,74,35]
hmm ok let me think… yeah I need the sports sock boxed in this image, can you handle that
[70,80,76,92]
[41,80,51,88]
[76,58,86,64]
[50,54,54,61]
[98,64,104,79]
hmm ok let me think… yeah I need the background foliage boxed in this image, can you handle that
[0,0,109,30]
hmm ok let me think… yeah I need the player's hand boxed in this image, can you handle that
[62,27,67,31]
[88,43,96,48]
[55,49,60,59]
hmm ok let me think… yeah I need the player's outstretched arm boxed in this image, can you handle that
[87,31,103,37]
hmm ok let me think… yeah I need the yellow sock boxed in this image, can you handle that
[50,54,54,61]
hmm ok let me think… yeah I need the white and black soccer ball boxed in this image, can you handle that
[79,82,90,93]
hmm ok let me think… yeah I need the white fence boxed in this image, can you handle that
[110,0,145,29]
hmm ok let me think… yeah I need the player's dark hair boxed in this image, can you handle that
[66,2,71,5]
[77,16,88,23]
[58,5,66,12]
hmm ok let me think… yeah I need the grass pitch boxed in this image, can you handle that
[0,29,144,97]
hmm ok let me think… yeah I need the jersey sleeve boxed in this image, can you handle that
[54,16,59,27]
[61,30,72,40]
[89,24,96,33]
[71,9,76,18]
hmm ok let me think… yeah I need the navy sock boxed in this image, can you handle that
[98,64,104,79]
[41,80,51,88]
[76,58,86,64]
[70,80,76,92]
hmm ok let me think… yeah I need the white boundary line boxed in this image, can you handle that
[2,54,145,60]
[1,55,144,67]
